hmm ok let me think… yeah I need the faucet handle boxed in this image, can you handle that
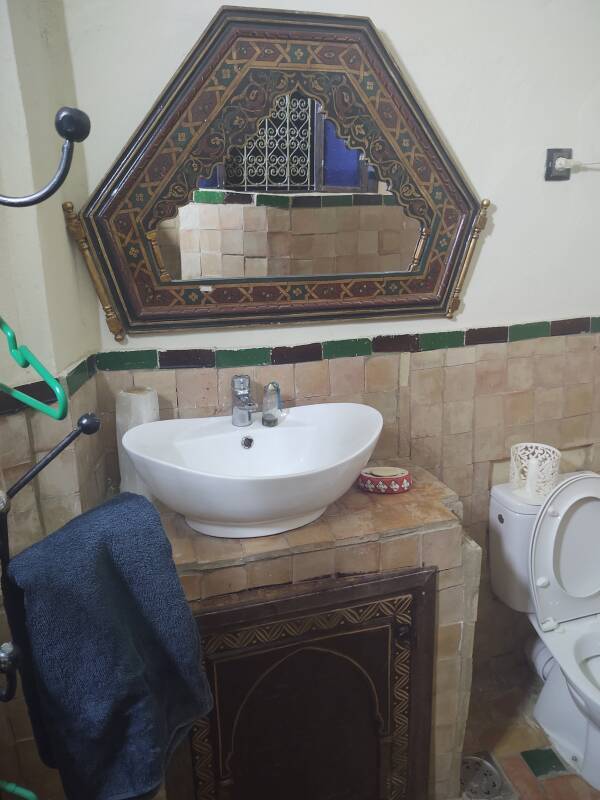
[232,374,251,394]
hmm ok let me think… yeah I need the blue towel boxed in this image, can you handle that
[6,492,212,800]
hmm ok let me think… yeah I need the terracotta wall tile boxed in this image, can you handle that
[503,390,534,426]
[329,357,365,395]
[247,557,292,589]
[535,335,566,355]
[445,346,476,366]
[335,542,380,575]
[564,383,593,417]
[295,361,330,398]
[412,403,443,438]
[202,566,247,599]
[293,548,335,582]
[475,343,507,361]
[411,367,444,405]
[423,526,462,570]
[443,400,473,435]
[412,350,445,369]
[475,360,507,395]
[442,433,473,468]
[534,354,565,388]
[365,354,399,392]
[176,368,218,409]
[534,386,564,421]
[473,426,506,462]
[444,364,475,402]
[411,435,442,472]
[473,394,503,430]
[380,534,421,571]
[506,357,534,392]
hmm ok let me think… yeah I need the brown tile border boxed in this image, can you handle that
[550,317,590,336]
[158,348,215,369]
[464,326,508,345]
[372,334,420,352]
[271,343,323,364]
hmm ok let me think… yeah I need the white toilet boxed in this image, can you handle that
[489,471,600,789]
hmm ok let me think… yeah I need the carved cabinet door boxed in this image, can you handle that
[166,569,435,800]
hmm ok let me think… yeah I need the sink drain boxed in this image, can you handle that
[460,753,517,800]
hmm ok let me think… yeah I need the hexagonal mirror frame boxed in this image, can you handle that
[63,7,488,341]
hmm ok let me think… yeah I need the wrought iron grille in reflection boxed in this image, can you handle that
[225,93,314,191]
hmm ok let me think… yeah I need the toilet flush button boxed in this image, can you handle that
[536,576,550,588]
[541,617,558,632]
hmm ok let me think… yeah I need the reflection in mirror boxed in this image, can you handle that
[154,91,422,281]
[156,195,422,281]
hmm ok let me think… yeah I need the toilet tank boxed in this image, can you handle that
[488,483,540,613]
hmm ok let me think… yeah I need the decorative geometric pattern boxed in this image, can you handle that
[77,9,483,334]
[190,593,413,799]
[204,595,411,656]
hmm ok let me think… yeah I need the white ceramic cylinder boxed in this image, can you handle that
[116,387,159,498]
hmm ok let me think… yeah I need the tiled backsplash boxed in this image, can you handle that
[3,320,600,670]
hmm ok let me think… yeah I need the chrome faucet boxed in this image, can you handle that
[262,381,282,427]
[231,374,257,427]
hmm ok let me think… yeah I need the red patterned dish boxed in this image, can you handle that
[358,467,413,494]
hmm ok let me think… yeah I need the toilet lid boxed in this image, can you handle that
[530,472,600,630]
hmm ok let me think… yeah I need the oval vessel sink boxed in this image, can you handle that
[122,403,382,538]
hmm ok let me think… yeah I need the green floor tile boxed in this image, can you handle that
[521,748,568,778]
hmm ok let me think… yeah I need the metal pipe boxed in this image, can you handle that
[7,414,100,498]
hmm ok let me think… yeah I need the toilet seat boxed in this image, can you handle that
[530,472,600,631]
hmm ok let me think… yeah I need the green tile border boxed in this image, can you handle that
[256,193,290,208]
[508,321,550,341]
[215,347,272,368]
[322,338,372,359]
[419,331,464,351]
[4,317,597,417]
[192,189,226,204]
[95,350,158,371]
[66,359,91,396]
[321,194,353,207]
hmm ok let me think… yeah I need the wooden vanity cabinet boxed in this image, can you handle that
[166,568,435,800]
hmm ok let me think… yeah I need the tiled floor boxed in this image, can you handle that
[464,655,600,799]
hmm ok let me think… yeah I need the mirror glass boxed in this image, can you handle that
[154,91,421,281]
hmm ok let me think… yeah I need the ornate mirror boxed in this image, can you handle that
[64,7,488,341]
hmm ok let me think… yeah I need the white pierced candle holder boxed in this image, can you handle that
[510,442,561,502]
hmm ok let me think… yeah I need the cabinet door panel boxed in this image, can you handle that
[168,569,435,800]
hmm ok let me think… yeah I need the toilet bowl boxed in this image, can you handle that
[489,472,600,789]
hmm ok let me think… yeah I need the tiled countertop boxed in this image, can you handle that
[161,461,462,578]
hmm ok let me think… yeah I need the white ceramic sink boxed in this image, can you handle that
[122,403,382,538]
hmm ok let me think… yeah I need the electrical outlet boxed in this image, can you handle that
[545,148,572,181]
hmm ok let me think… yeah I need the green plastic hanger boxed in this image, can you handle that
[0,780,39,800]
[0,316,67,421]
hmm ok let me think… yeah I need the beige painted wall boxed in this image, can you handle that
[0,0,99,387]
[60,0,600,351]
[3,1,600,364]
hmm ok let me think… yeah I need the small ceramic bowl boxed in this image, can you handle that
[358,467,413,494]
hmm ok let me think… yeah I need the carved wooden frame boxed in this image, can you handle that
[64,7,487,340]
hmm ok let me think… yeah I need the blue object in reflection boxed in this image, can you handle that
[198,169,219,189]
[323,119,361,188]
